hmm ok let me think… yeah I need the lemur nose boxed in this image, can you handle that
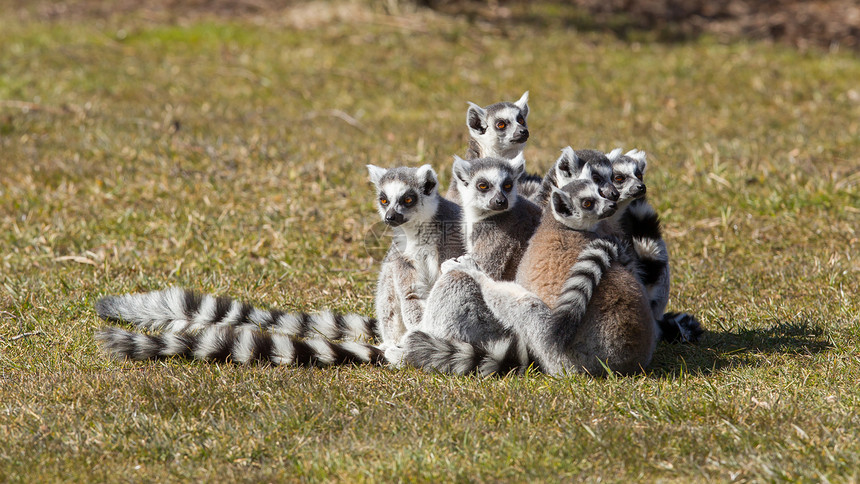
[384,209,404,226]
[607,201,618,211]
[601,186,620,201]
[518,128,530,141]
[492,195,508,210]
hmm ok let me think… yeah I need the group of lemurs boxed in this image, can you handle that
[96,91,703,376]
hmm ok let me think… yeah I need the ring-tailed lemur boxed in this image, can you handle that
[367,164,464,349]
[596,149,703,343]
[96,164,464,360]
[532,147,621,206]
[395,179,653,376]
[515,177,656,373]
[453,154,542,281]
[447,92,543,203]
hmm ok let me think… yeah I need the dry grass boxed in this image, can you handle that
[1,1,859,481]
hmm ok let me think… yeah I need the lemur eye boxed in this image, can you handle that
[495,121,507,130]
[380,198,389,206]
[477,182,489,191]
[614,175,625,183]
[502,183,513,191]
[403,197,414,205]
[592,175,601,183]
[516,115,525,125]
[582,199,594,209]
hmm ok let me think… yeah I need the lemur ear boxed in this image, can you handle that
[514,91,529,119]
[556,147,583,179]
[550,187,573,218]
[607,148,623,163]
[452,155,472,186]
[415,164,438,195]
[466,102,488,135]
[625,149,648,174]
[366,165,387,187]
[508,153,526,178]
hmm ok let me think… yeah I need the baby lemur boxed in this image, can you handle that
[95,164,464,362]
[398,179,654,376]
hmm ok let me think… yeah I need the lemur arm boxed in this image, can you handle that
[393,263,428,330]
[469,237,509,281]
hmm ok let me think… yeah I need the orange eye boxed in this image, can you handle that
[477,183,489,191]
[516,115,525,125]
[582,200,593,209]
[614,175,625,182]
[496,121,507,130]
[503,183,512,190]
[380,198,389,206]
[404,197,413,204]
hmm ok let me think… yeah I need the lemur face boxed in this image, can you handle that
[367,164,439,228]
[553,147,620,202]
[453,154,525,220]
[550,179,618,231]
[467,91,530,159]
[610,150,648,204]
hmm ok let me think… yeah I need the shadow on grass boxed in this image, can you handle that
[648,319,834,377]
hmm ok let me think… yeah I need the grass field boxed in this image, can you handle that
[1,1,859,481]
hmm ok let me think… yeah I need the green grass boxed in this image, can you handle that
[2,1,859,481]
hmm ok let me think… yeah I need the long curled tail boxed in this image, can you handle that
[95,287,379,341]
[518,171,545,202]
[403,331,534,377]
[95,326,386,366]
[657,312,704,344]
[552,238,618,326]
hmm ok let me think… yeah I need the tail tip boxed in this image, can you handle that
[95,296,121,321]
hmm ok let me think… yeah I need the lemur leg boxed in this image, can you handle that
[375,262,405,350]
[419,268,509,343]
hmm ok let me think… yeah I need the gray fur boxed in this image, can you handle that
[447,91,532,204]
[368,164,465,349]
[454,155,543,281]
[95,326,386,366]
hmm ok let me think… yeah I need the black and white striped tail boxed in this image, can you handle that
[552,238,618,324]
[518,172,545,201]
[404,331,533,376]
[95,326,386,366]
[95,287,379,341]
[621,199,668,287]
[657,312,704,344]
